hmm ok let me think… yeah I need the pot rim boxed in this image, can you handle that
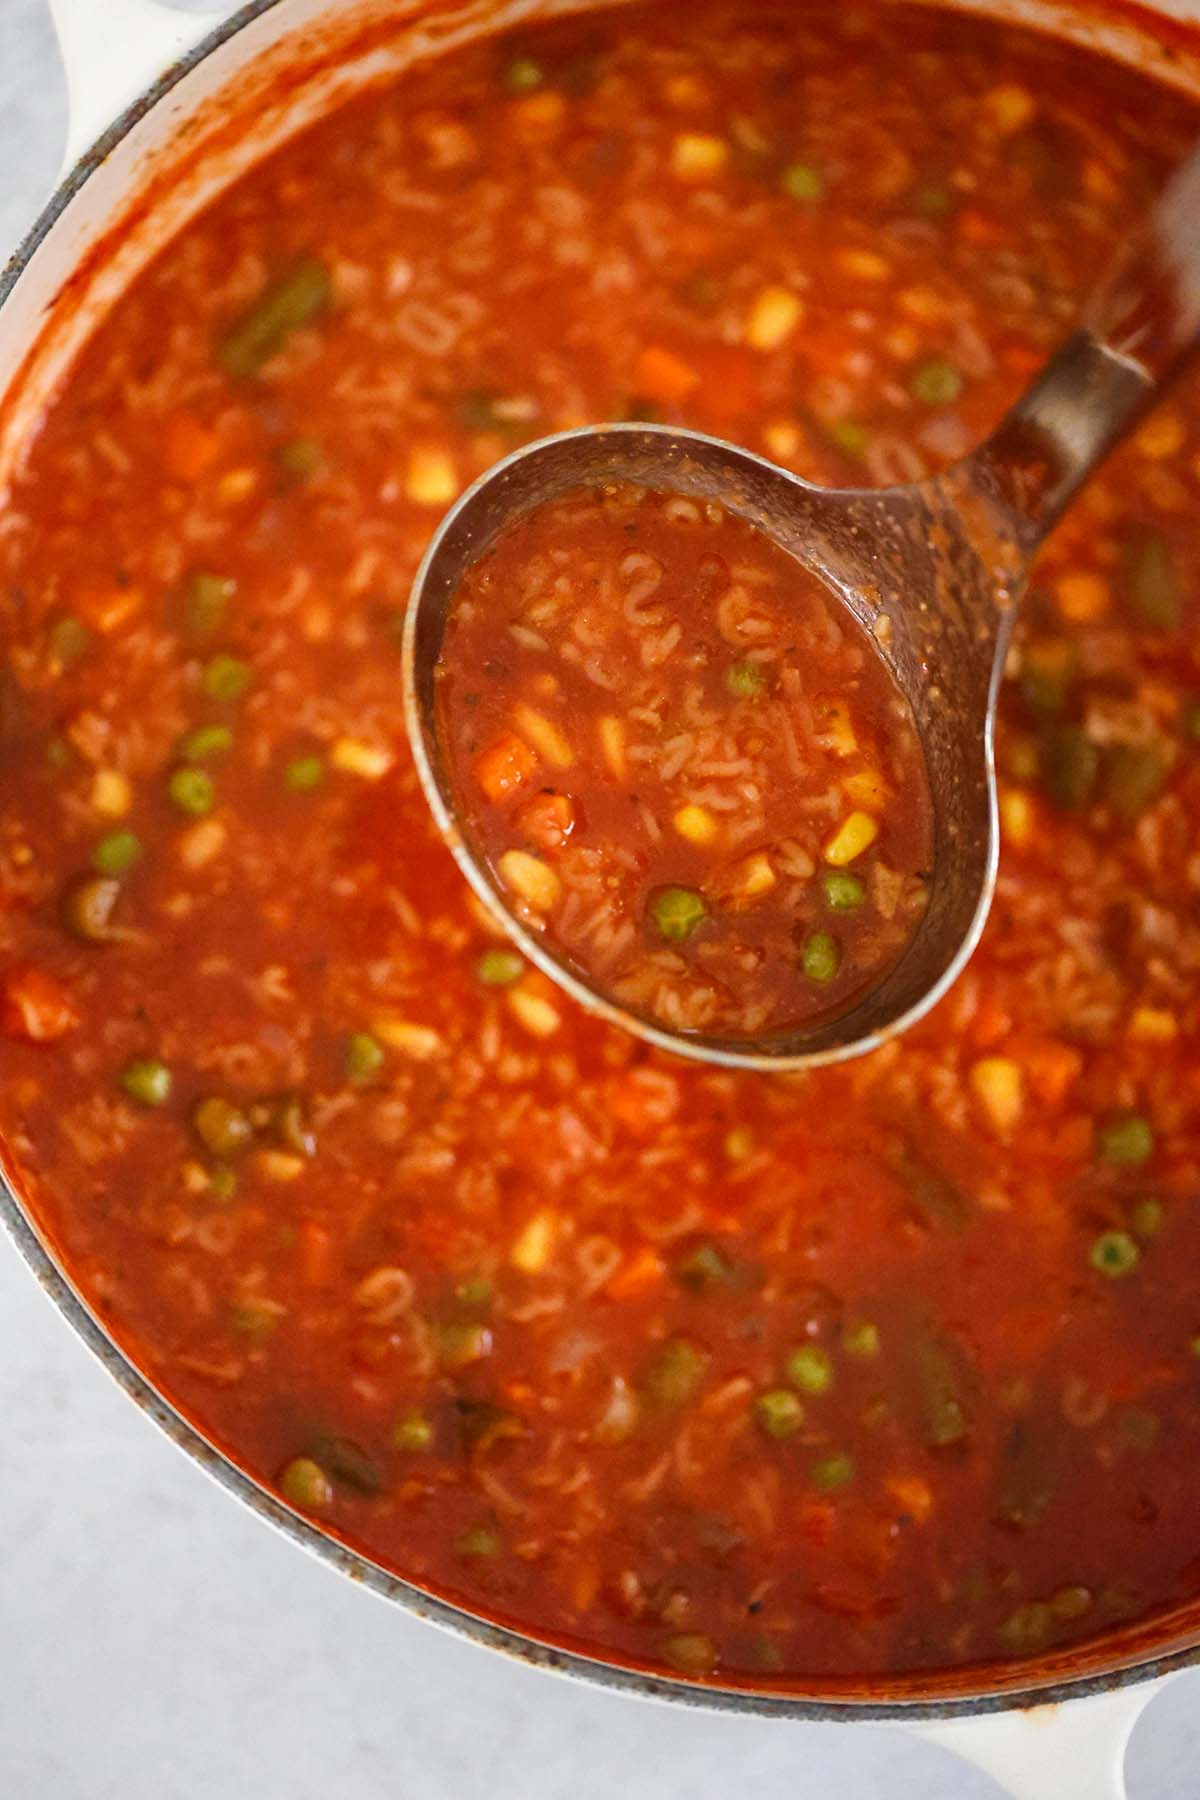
[3,0,1200,1724]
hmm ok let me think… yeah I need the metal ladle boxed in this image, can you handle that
[404,145,1200,1072]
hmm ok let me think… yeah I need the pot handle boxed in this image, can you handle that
[910,1676,1170,1799]
[47,0,222,176]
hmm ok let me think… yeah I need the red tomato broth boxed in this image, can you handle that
[436,482,933,1040]
[0,0,1199,1688]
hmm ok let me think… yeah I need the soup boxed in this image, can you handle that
[2,0,1199,1688]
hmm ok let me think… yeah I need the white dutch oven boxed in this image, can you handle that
[3,3,1199,1794]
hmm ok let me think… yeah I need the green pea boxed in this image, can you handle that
[726,659,766,699]
[675,1241,732,1291]
[344,1032,384,1082]
[192,1096,253,1158]
[822,870,865,911]
[999,1601,1053,1654]
[202,654,250,702]
[1186,700,1200,741]
[1097,1111,1155,1168]
[476,947,525,986]
[210,1165,238,1202]
[801,930,840,984]
[1049,1584,1093,1622]
[827,420,870,460]
[455,1523,501,1558]
[780,162,824,201]
[437,1320,493,1370]
[842,1319,881,1359]
[50,614,91,670]
[46,737,73,770]
[663,1632,716,1675]
[179,724,234,763]
[1021,641,1076,715]
[393,1409,434,1453]
[1190,1332,1200,1358]
[455,1276,493,1310]
[914,181,953,218]
[120,1057,172,1107]
[644,1336,709,1409]
[810,1451,855,1491]
[277,437,323,480]
[187,572,235,634]
[168,767,215,816]
[1090,1229,1140,1279]
[279,1456,333,1511]
[92,830,141,877]
[756,1388,805,1439]
[649,886,708,944]
[911,359,964,406]
[285,755,325,792]
[1130,1197,1164,1239]
[787,1344,834,1395]
[504,55,544,91]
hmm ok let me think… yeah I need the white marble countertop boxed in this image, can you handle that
[1,6,1198,1794]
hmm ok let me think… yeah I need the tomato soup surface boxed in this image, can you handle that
[3,0,1200,1690]
[436,483,932,1040]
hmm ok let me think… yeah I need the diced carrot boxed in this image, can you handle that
[957,207,1009,248]
[605,1244,666,1299]
[473,730,538,804]
[163,413,220,482]
[885,1473,934,1524]
[1,966,78,1043]
[298,1219,334,1285]
[1017,1037,1084,1108]
[1001,341,1046,381]
[968,991,1012,1050]
[516,791,576,851]
[633,344,700,408]
[77,583,142,634]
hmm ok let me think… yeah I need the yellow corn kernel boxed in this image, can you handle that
[823,810,878,866]
[969,1056,1024,1134]
[817,699,858,756]
[216,466,258,506]
[498,849,561,911]
[513,702,573,769]
[406,446,458,506]
[835,247,890,281]
[885,1473,934,1524]
[331,738,393,780]
[1127,1006,1178,1044]
[764,422,801,462]
[177,817,228,870]
[673,804,719,846]
[670,132,728,179]
[843,768,887,809]
[91,768,132,818]
[745,285,804,352]
[999,788,1035,851]
[984,83,1035,135]
[1135,410,1185,461]
[254,1150,306,1182]
[506,985,562,1037]
[729,851,776,900]
[1054,571,1111,623]
[598,715,627,781]
[373,1018,444,1059]
[511,1208,558,1272]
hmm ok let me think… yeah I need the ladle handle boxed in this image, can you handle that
[965,140,1200,549]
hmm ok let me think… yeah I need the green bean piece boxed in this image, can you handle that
[1105,743,1166,821]
[202,654,250,702]
[780,162,824,201]
[344,1031,384,1083]
[1042,724,1098,811]
[504,55,544,91]
[476,947,525,986]
[192,1096,253,1158]
[842,1319,881,1359]
[232,1297,281,1339]
[120,1057,172,1107]
[663,1633,716,1675]
[455,1276,493,1310]
[1130,1197,1164,1239]
[210,1165,238,1202]
[913,1323,972,1447]
[888,1138,971,1230]
[1120,528,1180,630]
[50,614,91,671]
[455,1398,524,1455]
[994,1419,1060,1528]
[827,420,870,460]
[455,1524,501,1558]
[1090,1229,1140,1279]
[63,874,122,943]
[393,1409,434,1453]
[801,930,840,984]
[279,1456,332,1511]
[675,1240,732,1291]
[1097,1111,1154,1168]
[644,1336,710,1408]
[436,1320,493,1370]
[822,870,865,911]
[913,181,953,218]
[92,830,141,877]
[285,755,324,792]
[726,659,766,698]
[787,1344,833,1395]
[277,437,323,480]
[810,1451,855,1491]
[1020,640,1075,714]
[187,571,235,635]
[310,1434,382,1494]
[180,724,234,763]
[168,767,215,817]
[220,258,332,380]
[648,886,708,944]
[46,737,73,770]
[1112,1405,1159,1452]
[999,1601,1053,1654]
[755,1388,805,1439]
[911,359,964,406]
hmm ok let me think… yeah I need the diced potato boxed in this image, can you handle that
[745,285,804,352]
[673,804,719,846]
[254,1150,306,1182]
[498,849,561,911]
[513,702,573,769]
[984,83,1035,135]
[511,1209,557,1272]
[177,817,228,869]
[1127,1006,1178,1044]
[764,422,801,462]
[999,788,1035,851]
[598,715,627,780]
[969,1056,1024,1133]
[406,446,458,506]
[373,1018,444,1059]
[1135,410,1185,460]
[727,851,776,901]
[843,768,887,809]
[670,132,728,179]
[1054,571,1110,622]
[823,810,878,866]
[92,769,132,818]
[506,985,561,1037]
[633,344,699,407]
[834,247,890,281]
[817,698,857,756]
[331,738,393,780]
